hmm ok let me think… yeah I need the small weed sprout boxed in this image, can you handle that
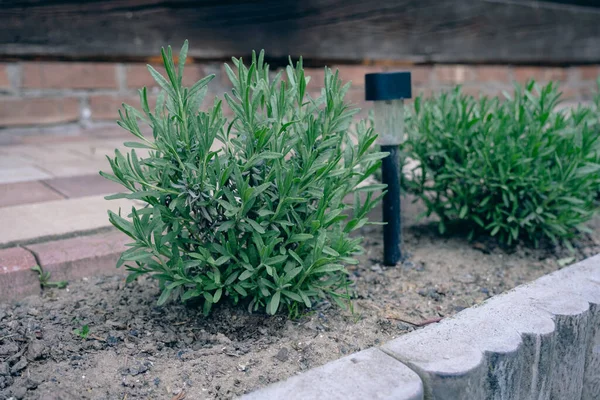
[73,324,90,340]
[31,265,68,289]
[102,42,386,315]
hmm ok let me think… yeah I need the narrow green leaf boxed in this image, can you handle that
[246,218,265,234]
[239,270,254,281]
[124,141,154,149]
[213,288,223,303]
[157,288,172,306]
[289,234,313,242]
[268,291,281,315]
[282,290,302,302]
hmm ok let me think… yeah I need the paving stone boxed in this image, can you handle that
[0,247,39,302]
[26,230,130,282]
[381,255,600,400]
[33,159,111,178]
[0,195,137,245]
[1,143,112,178]
[43,174,122,198]
[0,154,35,169]
[18,134,93,145]
[0,181,64,207]
[6,145,90,163]
[241,348,423,400]
[0,166,52,184]
[64,140,152,161]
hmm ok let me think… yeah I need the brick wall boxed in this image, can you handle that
[0,62,598,130]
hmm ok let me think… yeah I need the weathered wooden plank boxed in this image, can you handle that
[1,0,600,63]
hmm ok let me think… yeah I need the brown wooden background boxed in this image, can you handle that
[1,0,600,64]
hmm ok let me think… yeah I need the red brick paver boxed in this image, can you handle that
[0,181,64,208]
[0,247,39,302]
[26,230,130,283]
[43,174,122,198]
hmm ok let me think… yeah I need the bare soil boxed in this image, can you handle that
[2,200,599,400]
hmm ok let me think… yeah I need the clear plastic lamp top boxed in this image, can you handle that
[364,72,411,146]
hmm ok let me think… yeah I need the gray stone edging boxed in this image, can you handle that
[240,254,600,400]
[241,347,423,400]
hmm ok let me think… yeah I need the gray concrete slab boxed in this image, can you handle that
[241,348,424,400]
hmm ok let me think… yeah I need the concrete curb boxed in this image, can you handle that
[242,348,424,400]
[243,255,600,400]
[0,247,40,301]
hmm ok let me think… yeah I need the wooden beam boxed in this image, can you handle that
[1,0,600,63]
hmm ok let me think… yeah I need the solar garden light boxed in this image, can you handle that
[365,72,412,266]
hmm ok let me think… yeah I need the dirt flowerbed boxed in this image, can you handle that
[2,201,599,400]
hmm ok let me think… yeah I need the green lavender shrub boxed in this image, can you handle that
[402,81,600,247]
[101,42,386,315]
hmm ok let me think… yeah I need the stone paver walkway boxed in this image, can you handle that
[0,128,134,244]
[0,127,138,300]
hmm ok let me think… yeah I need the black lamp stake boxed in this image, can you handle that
[365,72,412,266]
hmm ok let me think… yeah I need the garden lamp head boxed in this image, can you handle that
[365,72,412,146]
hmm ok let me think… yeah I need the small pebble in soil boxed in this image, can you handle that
[177,350,187,359]
[10,357,28,374]
[27,308,39,317]
[274,348,289,362]
[26,340,46,361]
[106,320,127,330]
[24,378,39,390]
[0,342,19,357]
[418,287,443,301]
[370,264,383,273]
[11,386,27,399]
[396,322,414,332]
[106,335,119,345]
[141,343,156,354]
[0,362,9,376]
